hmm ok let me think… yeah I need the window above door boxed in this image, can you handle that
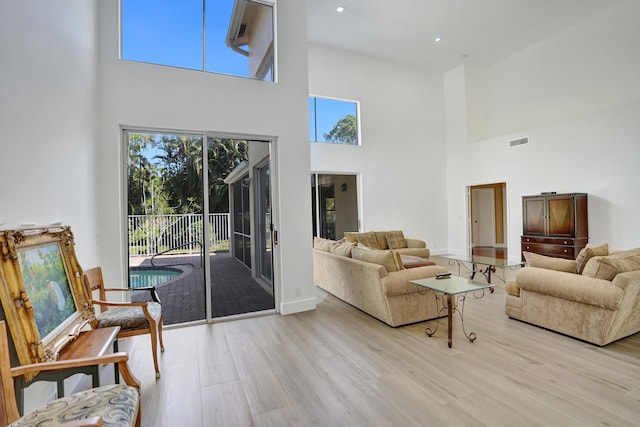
[121,0,275,81]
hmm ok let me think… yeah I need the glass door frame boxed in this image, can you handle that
[122,127,279,324]
[254,157,273,288]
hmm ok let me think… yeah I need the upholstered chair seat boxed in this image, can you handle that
[8,384,139,427]
[95,302,162,332]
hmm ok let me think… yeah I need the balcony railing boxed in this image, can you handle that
[128,213,230,256]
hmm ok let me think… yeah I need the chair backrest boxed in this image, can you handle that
[83,267,108,311]
[0,321,21,425]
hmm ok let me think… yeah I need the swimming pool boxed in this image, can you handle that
[129,267,185,289]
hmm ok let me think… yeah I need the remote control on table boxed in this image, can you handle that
[436,273,451,280]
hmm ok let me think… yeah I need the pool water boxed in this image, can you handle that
[129,268,181,289]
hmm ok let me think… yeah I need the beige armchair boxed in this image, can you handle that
[0,321,141,427]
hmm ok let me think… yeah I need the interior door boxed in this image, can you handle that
[471,188,495,247]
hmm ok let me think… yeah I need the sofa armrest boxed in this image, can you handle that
[405,238,426,249]
[381,265,449,297]
[516,267,623,310]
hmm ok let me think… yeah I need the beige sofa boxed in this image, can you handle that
[343,230,431,258]
[313,233,448,327]
[505,245,640,345]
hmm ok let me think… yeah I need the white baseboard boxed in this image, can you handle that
[279,297,316,315]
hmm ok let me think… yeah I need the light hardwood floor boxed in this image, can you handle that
[115,257,640,427]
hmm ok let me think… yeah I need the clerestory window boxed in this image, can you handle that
[121,0,275,82]
[309,96,360,145]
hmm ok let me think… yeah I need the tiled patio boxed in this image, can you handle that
[131,252,274,325]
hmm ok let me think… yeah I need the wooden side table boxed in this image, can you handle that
[14,326,120,415]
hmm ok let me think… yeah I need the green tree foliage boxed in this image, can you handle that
[127,133,249,215]
[127,133,160,215]
[207,138,249,212]
[323,114,357,144]
[155,135,204,214]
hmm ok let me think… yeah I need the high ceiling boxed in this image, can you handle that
[307,0,622,72]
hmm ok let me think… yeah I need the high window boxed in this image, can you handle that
[121,0,275,81]
[309,96,360,145]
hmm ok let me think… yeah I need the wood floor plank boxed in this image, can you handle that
[117,257,640,427]
[201,380,254,426]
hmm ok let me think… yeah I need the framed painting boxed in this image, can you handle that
[0,226,94,378]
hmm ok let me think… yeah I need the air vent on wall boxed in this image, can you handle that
[509,136,529,147]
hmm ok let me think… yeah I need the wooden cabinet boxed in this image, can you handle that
[521,193,588,260]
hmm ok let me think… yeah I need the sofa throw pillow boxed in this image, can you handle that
[356,232,381,250]
[352,247,400,272]
[575,243,609,274]
[523,251,577,273]
[385,231,408,249]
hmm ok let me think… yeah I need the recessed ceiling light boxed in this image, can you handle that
[434,36,442,43]
[336,6,345,13]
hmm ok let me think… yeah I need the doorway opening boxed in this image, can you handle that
[124,130,276,326]
[468,182,507,259]
[311,173,359,240]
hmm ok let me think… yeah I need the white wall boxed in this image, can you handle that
[445,0,640,258]
[0,0,99,412]
[0,0,100,263]
[308,44,449,251]
[96,0,314,314]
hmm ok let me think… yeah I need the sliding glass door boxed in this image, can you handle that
[126,130,275,325]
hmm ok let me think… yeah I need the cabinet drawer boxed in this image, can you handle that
[522,236,575,245]
[521,242,578,259]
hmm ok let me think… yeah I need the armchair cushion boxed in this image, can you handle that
[8,384,139,427]
[576,243,609,274]
[96,302,162,332]
[582,254,640,281]
[523,251,577,273]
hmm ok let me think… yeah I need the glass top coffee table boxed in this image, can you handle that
[441,254,524,288]
[410,276,494,348]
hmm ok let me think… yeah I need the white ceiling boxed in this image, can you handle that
[307,0,622,72]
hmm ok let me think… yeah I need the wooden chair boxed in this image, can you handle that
[82,267,164,379]
[0,321,141,427]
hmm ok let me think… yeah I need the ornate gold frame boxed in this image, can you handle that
[0,226,94,379]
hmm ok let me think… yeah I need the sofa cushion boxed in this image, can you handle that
[582,253,640,281]
[400,254,435,269]
[393,247,431,259]
[354,232,382,249]
[385,231,408,249]
[352,247,401,272]
[313,237,335,252]
[523,251,577,273]
[330,242,355,257]
[575,243,609,274]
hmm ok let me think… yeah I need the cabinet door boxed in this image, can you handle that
[523,197,546,235]
[548,196,575,237]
